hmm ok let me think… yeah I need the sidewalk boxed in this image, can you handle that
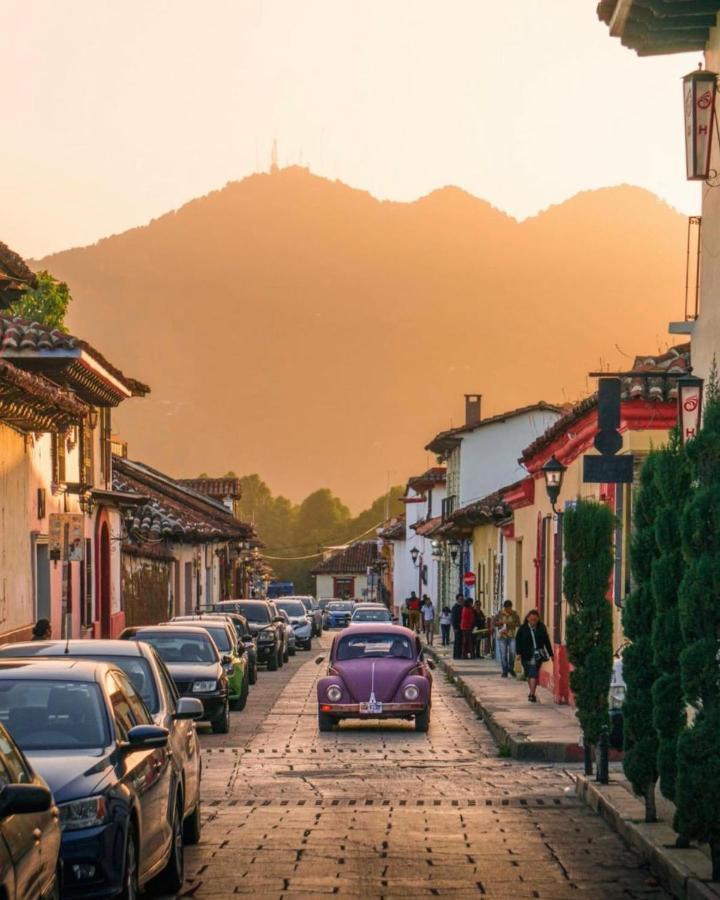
[425,639,584,762]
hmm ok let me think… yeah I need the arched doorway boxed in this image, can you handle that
[98,522,111,638]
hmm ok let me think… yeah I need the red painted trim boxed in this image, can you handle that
[504,477,534,510]
[109,612,125,638]
[501,523,515,540]
[524,399,677,475]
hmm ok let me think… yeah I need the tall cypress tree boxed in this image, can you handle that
[623,452,660,822]
[677,386,720,879]
[564,500,615,753]
[650,434,689,841]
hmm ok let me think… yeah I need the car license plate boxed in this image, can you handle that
[360,700,383,714]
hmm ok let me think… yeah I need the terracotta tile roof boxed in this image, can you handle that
[448,489,511,530]
[412,516,442,537]
[520,344,690,464]
[407,466,446,492]
[0,242,36,308]
[426,402,562,455]
[178,477,242,500]
[0,315,149,401]
[378,518,405,540]
[113,455,255,544]
[311,540,378,575]
[0,359,90,432]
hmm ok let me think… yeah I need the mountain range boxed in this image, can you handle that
[37,167,687,509]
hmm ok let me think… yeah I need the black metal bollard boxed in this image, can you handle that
[584,738,593,776]
[596,727,609,784]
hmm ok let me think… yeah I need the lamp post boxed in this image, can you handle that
[683,67,718,181]
[410,546,424,607]
[541,455,567,515]
[677,374,704,445]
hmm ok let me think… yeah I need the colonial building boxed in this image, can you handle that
[598,2,720,389]
[0,309,148,641]
[425,396,562,608]
[113,456,255,625]
[311,540,379,601]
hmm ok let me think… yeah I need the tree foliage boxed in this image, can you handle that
[622,452,660,821]
[233,475,403,593]
[10,270,71,330]
[564,499,615,746]
[650,434,689,811]
[676,391,720,878]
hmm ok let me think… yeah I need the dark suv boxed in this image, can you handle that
[214,600,285,671]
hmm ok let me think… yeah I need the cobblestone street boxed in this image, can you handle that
[181,637,670,898]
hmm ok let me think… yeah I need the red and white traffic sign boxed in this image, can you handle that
[463,571,476,587]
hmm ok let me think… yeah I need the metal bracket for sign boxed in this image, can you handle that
[583,376,634,484]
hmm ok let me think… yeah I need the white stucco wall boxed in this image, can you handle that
[392,482,446,618]
[696,23,720,384]
[315,573,370,600]
[457,410,562,507]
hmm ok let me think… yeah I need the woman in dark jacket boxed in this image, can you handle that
[515,609,553,703]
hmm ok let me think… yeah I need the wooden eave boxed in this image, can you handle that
[0,361,90,433]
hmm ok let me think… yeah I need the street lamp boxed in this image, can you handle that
[683,67,717,181]
[541,454,567,515]
[410,546,420,567]
[449,541,459,564]
[677,374,704,445]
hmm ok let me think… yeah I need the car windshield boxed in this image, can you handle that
[0,680,110,750]
[277,601,306,617]
[138,632,219,664]
[352,608,391,622]
[328,602,353,611]
[336,634,414,661]
[202,626,231,653]
[235,604,271,624]
[318,599,333,610]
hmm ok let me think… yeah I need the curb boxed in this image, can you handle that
[575,776,719,900]
[426,645,583,763]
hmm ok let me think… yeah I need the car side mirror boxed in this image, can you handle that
[222,654,233,665]
[174,697,203,720]
[235,643,245,655]
[124,725,169,750]
[273,616,284,623]
[427,660,436,671]
[0,784,52,818]
[314,655,325,665]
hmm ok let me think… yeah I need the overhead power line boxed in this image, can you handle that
[262,520,384,561]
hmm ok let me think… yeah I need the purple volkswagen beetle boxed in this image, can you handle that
[316,624,434,732]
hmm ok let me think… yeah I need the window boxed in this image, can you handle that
[106,672,138,740]
[0,731,30,784]
[79,420,94,487]
[112,670,152,726]
[155,658,178,714]
[98,408,112,485]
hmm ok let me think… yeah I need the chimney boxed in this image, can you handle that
[464,394,482,426]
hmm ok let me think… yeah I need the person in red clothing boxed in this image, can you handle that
[460,598,475,659]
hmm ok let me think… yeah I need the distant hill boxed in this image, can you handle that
[37,168,687,509]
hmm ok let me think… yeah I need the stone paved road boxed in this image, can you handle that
[178,636,670,899]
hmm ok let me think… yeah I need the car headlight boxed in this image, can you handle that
[59,796,107,831]
[403,684,420,701]
[326,685,343,702]
[193,680,217,692]
[258,631,274,642]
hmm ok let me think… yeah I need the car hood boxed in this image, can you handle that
[247,623,273,636]
[333,659,417,703]
[165,662,221,681]
[24,749,114,804]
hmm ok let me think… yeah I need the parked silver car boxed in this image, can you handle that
[287,595,323,637]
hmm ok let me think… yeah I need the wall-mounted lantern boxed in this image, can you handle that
[677,374,704,444]
[683,67,717,180]
[409,546,420,567]
[541,454,567,515]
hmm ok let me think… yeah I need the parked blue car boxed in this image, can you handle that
[323,600,355,629]
[0,658,183,898]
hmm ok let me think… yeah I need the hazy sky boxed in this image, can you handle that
[2,0,702,258]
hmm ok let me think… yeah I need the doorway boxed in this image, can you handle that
[34,542,50,622]
[98,522,111,637]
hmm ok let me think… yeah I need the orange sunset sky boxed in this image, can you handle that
[1,0,704,258]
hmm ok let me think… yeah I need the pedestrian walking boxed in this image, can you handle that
[516,609,553,702]
[440,606,452,646]
[460,598,475,659]
[451,594,464,659]
[472,601,487,658]
[32,618,51,640]
[494,600,521,678]
[406,592,422,633]
[421,596,435,645]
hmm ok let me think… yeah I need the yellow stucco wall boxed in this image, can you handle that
[0,425,32,636]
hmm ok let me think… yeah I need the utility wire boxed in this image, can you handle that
[262,520,384,561]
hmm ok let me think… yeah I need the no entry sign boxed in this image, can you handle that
[463,571,476,587]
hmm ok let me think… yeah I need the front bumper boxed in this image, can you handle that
[60,821,125,898]
[326,616,351,628]
[256,641,278,663]
[318,702,426,719]
[293,624,312,641]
